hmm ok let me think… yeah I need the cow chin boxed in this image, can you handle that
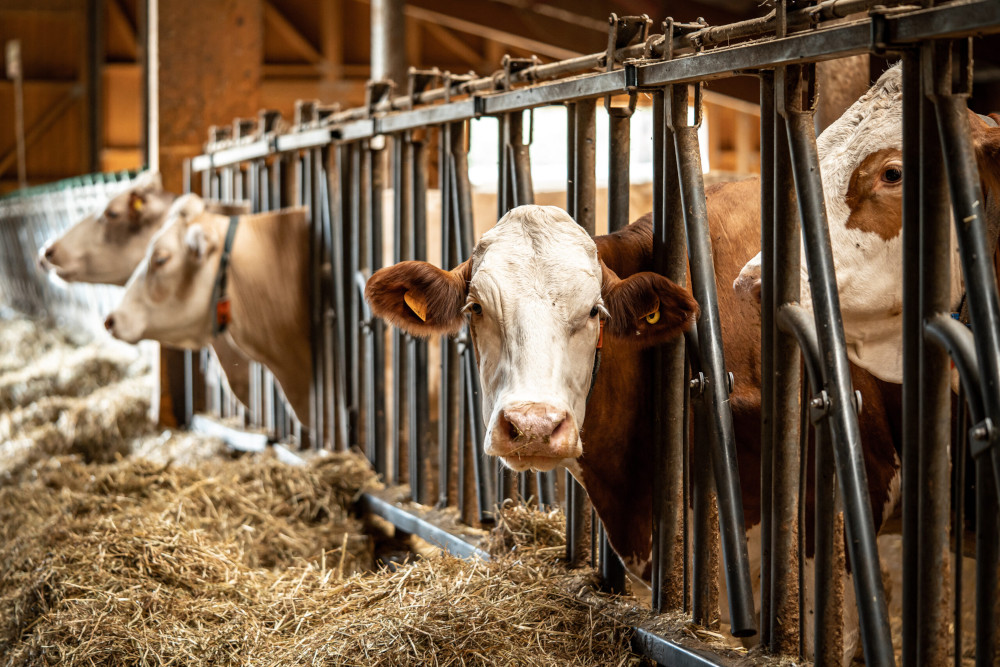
[498,454,573,473]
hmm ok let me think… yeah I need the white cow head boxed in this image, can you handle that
[39,172,175,285]
[733,64,1000,383]
[106,194,224,349]
[366,205,697,473]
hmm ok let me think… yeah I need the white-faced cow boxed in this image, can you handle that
[38,174,254,407]
[105,194,312,424]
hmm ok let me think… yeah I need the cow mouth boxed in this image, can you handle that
[499,454,567,473]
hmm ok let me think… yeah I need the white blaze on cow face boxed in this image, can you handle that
[38,173,174,286]
[469,206,604,472]
[106,194,222,349]
[734,64,962,383]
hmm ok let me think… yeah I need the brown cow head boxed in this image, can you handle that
[366,204,697,473]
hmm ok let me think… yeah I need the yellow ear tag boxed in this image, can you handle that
[645,310,661,324]
[404,290,428,322]
[132,197,144,212]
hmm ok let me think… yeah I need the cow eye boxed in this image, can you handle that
[105,209,119,220]
[152,251,169,268]
[589,306,599,318]
[469,303,482,315]
[882,165,902,184]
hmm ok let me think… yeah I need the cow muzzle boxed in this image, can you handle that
[487,402,581,472]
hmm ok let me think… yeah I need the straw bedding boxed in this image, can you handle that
[0,314,775,666]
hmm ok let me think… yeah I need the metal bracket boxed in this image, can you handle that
[233,117,256,142]
[366,79,395,117]
[408,67,442,109]
[606,13,651,71]
[870,5,890,57]
[809,389,831,423]
[501,55,538,91]
[258,109,282,136]
[294,99,318,129]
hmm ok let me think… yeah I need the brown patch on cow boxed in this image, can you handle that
[844,147,903,241]
[366,259,471,336]
[599,260,698,347]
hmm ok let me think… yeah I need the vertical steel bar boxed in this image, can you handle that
[781,65,894,665]
[651,87,687,611]
[408,133,430,503]
[758,69,776,648]
[438,123,458,509]
[392,134,410,487]
[900,50,921,667]
[670,84,757,638]
[607,108,631,233]
[771,66,803,655]
[975,457,998,666]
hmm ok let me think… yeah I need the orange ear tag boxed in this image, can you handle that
[216,298,232,328]
[404,290,428,321]
[132,197,144,212]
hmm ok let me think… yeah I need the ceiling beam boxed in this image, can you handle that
[421,22,482,71]
[106,0,138,60]
[264,1,322,64]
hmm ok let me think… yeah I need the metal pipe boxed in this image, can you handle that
[408,134,430,503]
[670,84,757,638]
[651,87,687,612]
[392,135,410,486]
[780,65,894,666]
[900,51,921,667]
[771,65,803,656]
[370,0,406,88]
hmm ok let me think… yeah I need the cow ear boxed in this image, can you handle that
[366,259,471,336]
[127,190,148,225]
[184,223,215,260]
[971,112,1000,192]
[600,260,698,348]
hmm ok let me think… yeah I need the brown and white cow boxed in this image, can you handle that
[105,194,312,424]
[38,174,254,407]
[365,200,900,616]
[735,64,1000,387]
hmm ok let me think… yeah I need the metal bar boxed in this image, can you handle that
[758,69,776,649]
[392,134,410,486]
[929,41,1000,504]
[915,41,954,667]
[631,629,736,667]
[651,87,687,612]
[607,108,631,233]
[325,149,349,451]
[900,50,921,667]
[770,65,803,656]
[438,123,458,510]
[359,494,489,559]
[347,143,362,448]
[408,133,430,504]
[571,99,597,234]
[670,84,756,638]
[975,457,998,667]
[781,64,894,666]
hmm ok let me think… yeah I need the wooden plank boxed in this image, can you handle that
[264,0,321,64]
[106,0,138,60]
[0,87,81,177]
[422,21,482,71]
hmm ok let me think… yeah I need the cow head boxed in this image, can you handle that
[39,172,176,285]
[106,194,224,349]
[734,64,1000,383]
[366,205,697,473]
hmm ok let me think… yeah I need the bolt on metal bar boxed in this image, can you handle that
[770,64,803,656]
[780,64,894,666]
[650,87,688,612]
[669,83,757,638]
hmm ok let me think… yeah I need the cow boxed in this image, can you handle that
[734,64,1000,387]
[104,194,313,425]
[37,174,254,407]
[365,197,901,661]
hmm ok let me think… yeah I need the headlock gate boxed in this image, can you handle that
[175,1,1000,664]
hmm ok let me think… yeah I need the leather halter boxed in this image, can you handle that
[210,215,240,336]
[586,319,605,404]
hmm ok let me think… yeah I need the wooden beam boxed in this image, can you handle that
[422,21,483,71]
[407,15,422,70]
[319,0,342,80]
[106,0,138,60]
[0,86,82,177]
[0,0,81,12]
[264,1,322,64]
[264,63,324,78]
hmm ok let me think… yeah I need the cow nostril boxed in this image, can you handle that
[104,314,115,332]
[44,245,55,259]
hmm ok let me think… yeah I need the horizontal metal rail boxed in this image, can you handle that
[191,1,1000,174]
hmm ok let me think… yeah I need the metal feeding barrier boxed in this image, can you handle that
[180,2,1000,665]
[0,172,138,331]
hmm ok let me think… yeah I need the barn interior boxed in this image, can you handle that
[2,0,1000,665]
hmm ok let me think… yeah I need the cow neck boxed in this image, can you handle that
[210,216,239,336]
[219,210,312,422]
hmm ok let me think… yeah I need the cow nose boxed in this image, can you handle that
[503,404,566,440]
[44,244,56,260]
[104,314,115,332]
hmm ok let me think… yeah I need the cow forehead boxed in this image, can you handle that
[470,205,601,306]
[818,65,902,198]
